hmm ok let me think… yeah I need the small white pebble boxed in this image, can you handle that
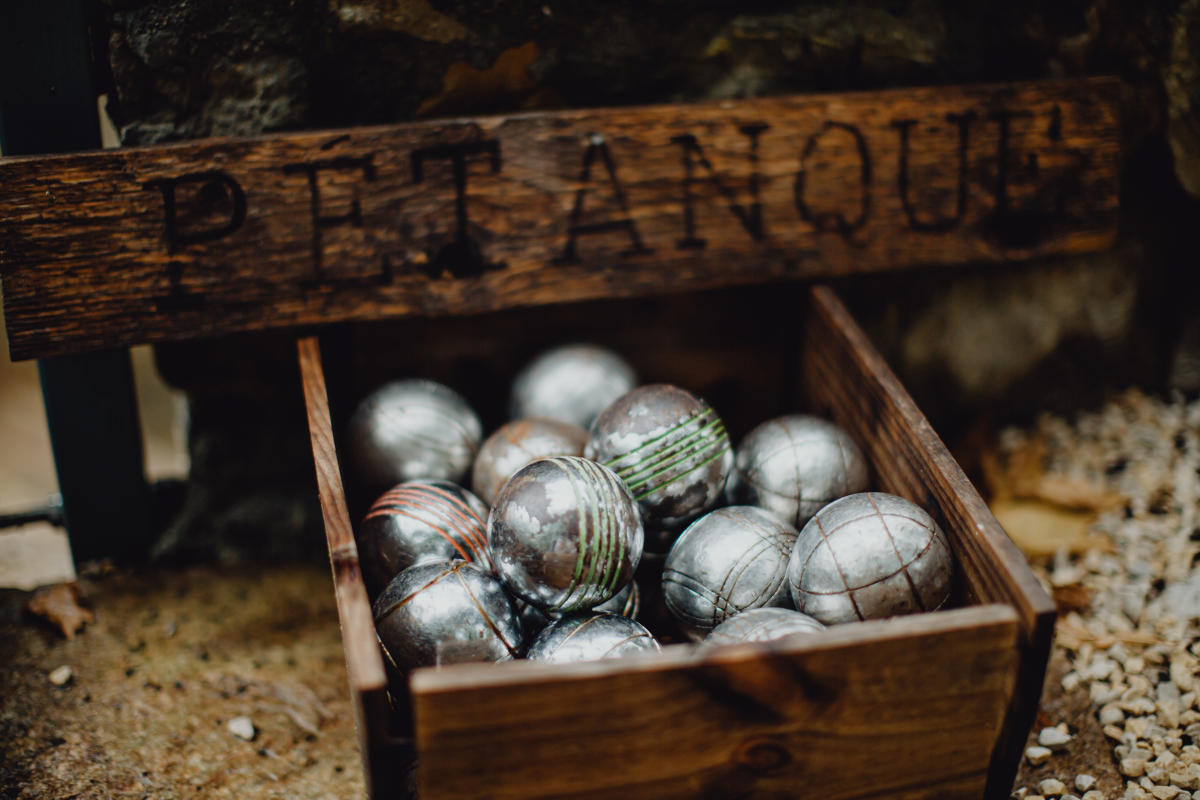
[1123,757,1149,778]
[227,716,256,741]
[1076,775,1098,792]
[48,665,72,686]
[1027,746,1054,765]
[1040,778,1067,796]
[1149,786,1181,799]
[1040,727,1074,751]
[1082,792,1104,800]
[1102,704,1127,725]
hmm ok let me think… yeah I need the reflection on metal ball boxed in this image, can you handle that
[702,607,825,649]
[348,379,482,493]
[510,344,636,430]
[788,492,953,624]
[518,579,641,639]
[728,414,868,528]
[373,560,522,673]
[489,456,643,614]
[662,506,797,640]
[471,418,588,505]
[585,384,732,530]
[357,480,491,593]
[525,612,660,663]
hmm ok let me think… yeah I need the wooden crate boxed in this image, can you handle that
[0,77,1118,800]
[297,283,1054,800]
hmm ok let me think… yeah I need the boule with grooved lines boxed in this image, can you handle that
[488,456,643,615]
[372,560,522,673]
[585,384,733,530]
[728,414,868,528]
[788,492,953,625]
[518,579,641,638]
[357,480,491,593]
[347,379,482,494]
[702,608,825,649]
[472,418,588,505]
[510,344,636,430]
[662,506,798,640]
[525,612,660,663]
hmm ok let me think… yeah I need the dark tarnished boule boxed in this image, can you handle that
[510,344,637,430]
[525,612,660,663]
[788,492,953,625]
[358,480,491,593]
[373,560,522,672]
[488,456,643,615]
[471,418,588,505]
[662,506,797,640]
[585,384,733,530]
[347,379,483,493]
[702,608,825,649]
[518,579,641,639]
[728,414,868,529]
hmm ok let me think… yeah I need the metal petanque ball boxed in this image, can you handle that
[702,608,825,649]
[788,492,953,625]
[358,480,491,593]
[373,560,522,673]
[518,579,640,638]
[585,384,733,530]
[510,344,637,430]
[471,418,588,505]
[728,414,868,529]
[488,456,643,615]
[525,612,660,663]
[347,379,483,493]
[662,506,797,640]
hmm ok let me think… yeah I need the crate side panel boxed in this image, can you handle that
[412,606,1018,800]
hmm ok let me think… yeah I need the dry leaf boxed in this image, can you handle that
[990,498,1110,558]
[416,42,559,118]
[25,582,94,639]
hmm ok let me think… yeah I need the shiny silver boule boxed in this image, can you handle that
[788,492,953,624]
[489,456,643,615]
[585,384,733,530]
[358,480,491,593]
[728,414,868,528]
[471,418,588,505]
[510,344,637,430]
[348,379,483,493]
[518,579,640,639]
[702,608,825,649]
[373,560,522,672]
[662,506,797,640]
[525,612,660,663]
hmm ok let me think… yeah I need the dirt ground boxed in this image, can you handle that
[0,564,361,799]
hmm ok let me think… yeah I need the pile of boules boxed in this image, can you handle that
[349,343,955,681]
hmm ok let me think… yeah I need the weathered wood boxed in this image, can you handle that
[296,335,409,797]
[802,285,1056,800]
[2,78,1118,360]
[411,605,1018,800]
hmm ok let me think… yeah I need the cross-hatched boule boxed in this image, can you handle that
[488,456,644,614]
[702,607,824,649]
[510,343,637,430]
[788,492,953,624]
[728,414,868,528]
[585,384,733,530]
[357,480,491,593]
[525,612,660,663]
[347,379,482,494]
[662,506,798,640]
[471,418,588,505]
[372,560,522,673]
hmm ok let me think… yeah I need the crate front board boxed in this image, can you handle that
[298,285,1054,800]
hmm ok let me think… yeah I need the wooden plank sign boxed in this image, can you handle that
[0,78,1118,360]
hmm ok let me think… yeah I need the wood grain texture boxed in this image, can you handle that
[2,78,1118,360]
[297,335,409,797]
[411,605,1018,800]
[801,285,1056,800]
